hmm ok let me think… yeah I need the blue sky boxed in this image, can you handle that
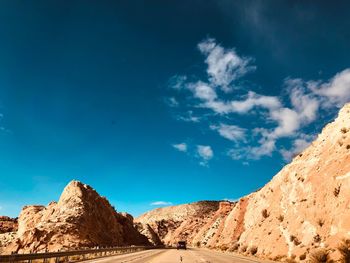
[0,1,350,217]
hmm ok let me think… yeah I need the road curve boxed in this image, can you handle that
[82,248,268,263]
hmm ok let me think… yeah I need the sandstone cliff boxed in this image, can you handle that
[2,181,150,254]
[137,103,350,261]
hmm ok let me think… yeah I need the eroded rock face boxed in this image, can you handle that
[0,216,18,234]
[2,181,150,254]
[136,201,223,246]
[137,103,350,261]
[0,217,18,254]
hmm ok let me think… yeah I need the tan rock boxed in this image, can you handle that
[2,181,150,254]
[0,216,18,234]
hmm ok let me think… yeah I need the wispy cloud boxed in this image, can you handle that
[197,145,213,166]
[210,124,246,142]
[150,201,173,206]
[198,38,255,91]
[176,111,200,123]
[167,37,350,162]
[172,143,187,152]
[279,134,315,161]
[165,97,179,107]
[308,69,350,107]
[197,145,213,160]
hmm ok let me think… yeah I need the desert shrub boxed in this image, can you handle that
[290,235,301,246]
[278,214,284,222]
[196,241,201,247]
[317,219,325,227]
[229,243,240,252]
[262,209,269,218]
[338,239,350,263]
[218,244,229,251]
[240,245,248,253]
[314,234,322,243]
[310,249,333,263]
[299,253,307,260]
[334,185,341,197]
[347,145,350,150]
[341,127,348,134]
[338,140,344,146]
[249,246,258,255]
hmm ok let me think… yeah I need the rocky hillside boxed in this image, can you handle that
[136,201,222,245]
[1,181,150,254]
[137,103,350,261]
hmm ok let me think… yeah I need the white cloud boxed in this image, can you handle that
[197,145,214,160]
[172,143,187,152]
[198,38,255,91]
[189,81,218,101]
[309,68,350,107]
[269,107,300,138]
[150,201,173,206]
[285,78,319,123]
[188,83,281,115]
[168,38,350,162]
[211,123,246,142]
[230,92,281,113]
[280,134,315,161]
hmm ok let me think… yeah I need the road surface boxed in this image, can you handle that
[83,248,267,263]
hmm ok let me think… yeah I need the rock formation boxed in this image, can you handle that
[136,201,222,246]
[0,216,18,234]
[1,181,150,254]
[0,217,18,254]
[137,103,350,261]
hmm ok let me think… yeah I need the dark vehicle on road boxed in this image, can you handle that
[177,241,187,250]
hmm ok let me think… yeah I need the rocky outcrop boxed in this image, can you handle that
[137,103,350,261]
[2,181,150,254]
[0,216,18,234]
[136,201,222,246]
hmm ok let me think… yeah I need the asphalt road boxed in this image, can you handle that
[83,248,265,263]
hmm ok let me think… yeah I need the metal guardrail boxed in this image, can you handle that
[0,245,158,263]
